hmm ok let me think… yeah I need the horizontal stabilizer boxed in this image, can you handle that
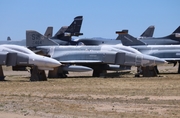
[116,32,146,46]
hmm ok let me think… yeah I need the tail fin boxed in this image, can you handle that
[26,30,58,47]
[52,16,83,40]
[172,26,180,33]
[116,31,146,46]
[65,16,83,36]
[162,26,180,40]
[7,36,11,41]
[140,25,155,37]
[44,27,53,38]
[53,26,68,39]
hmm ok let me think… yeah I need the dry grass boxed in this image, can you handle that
[0,64,180,118]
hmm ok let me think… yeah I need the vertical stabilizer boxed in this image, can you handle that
[163,26,180,40]
[52,16,83,40]
[173,26,180,33]
[66,16,83,36]
[44,27,53,38]
[7,37,11,41]
[140,25,155,37]
[26,30,58,47]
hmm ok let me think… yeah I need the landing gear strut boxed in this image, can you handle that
[178,62,180,74]
[0,66,5,81]
[135,66,157,77]
[48,67,67,78]
[30,66,47,81]
[92,70,107,77]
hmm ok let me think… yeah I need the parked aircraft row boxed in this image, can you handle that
[1,16,179,81]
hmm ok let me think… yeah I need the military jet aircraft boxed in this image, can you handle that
[26,30,166,77]
[73,25,155,45]
[0,44,61,81]
[74,26,180,46]
[118,26,180,46]
[116,32,180,74]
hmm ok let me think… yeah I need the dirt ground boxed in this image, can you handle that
[0,64,180,118]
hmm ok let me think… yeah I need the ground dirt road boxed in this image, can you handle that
[0,64,180,118]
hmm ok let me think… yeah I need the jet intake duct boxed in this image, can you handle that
[6,53,17,66]
[16,53,29,65]
[0,52,8,65]
[0,52,29,66]
[115,53,139,66]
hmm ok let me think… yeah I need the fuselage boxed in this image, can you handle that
[131,45,180,61]
[76,37,180,45]
[36,44,166,67]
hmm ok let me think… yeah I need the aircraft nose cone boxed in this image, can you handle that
[142,55,166,66]
[154,57,167,65]
[29,55,61,68]
[44,57,61,67]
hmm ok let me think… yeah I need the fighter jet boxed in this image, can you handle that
[0,44,61,81]
[118,26,180,46]
[75,26,180,46]
[116,32,180,74]
[26,30,166,77]
[73,25,154,45]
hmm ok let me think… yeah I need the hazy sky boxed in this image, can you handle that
[0,0,179,40]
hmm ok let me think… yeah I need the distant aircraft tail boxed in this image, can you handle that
[140,25,155,37]
[116,31,146,46]
[44,27,53,38]
[172,26,180,33]
[26,30,58,47]
[66,16,83,36]
[162,26,180,41]
[7,37,11,41]
[52,16,83,40]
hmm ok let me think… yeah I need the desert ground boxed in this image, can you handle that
[0,64,180,118]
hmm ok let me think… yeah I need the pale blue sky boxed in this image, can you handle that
[0,0,179,40]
